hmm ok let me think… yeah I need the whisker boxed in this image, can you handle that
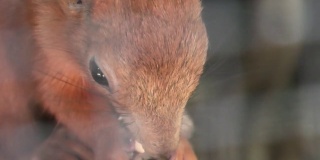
[202,24,239,78]
[35,69,87,91]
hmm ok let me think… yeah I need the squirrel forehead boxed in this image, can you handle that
[87,0,205,52]
[92,0,201,15]
[89,0,207,67]
[93,20,207,77]
[87,0,207,79]
[91,0,202,21]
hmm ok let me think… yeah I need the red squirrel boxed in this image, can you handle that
[0,0,208,159]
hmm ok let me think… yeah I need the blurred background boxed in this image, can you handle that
[187,0,320,160]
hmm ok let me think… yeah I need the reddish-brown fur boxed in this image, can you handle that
[0,0,207,159]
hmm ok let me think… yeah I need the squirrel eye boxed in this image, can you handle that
[90,59,109,87]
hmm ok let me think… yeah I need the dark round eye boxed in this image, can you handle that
[90,59,109,87]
